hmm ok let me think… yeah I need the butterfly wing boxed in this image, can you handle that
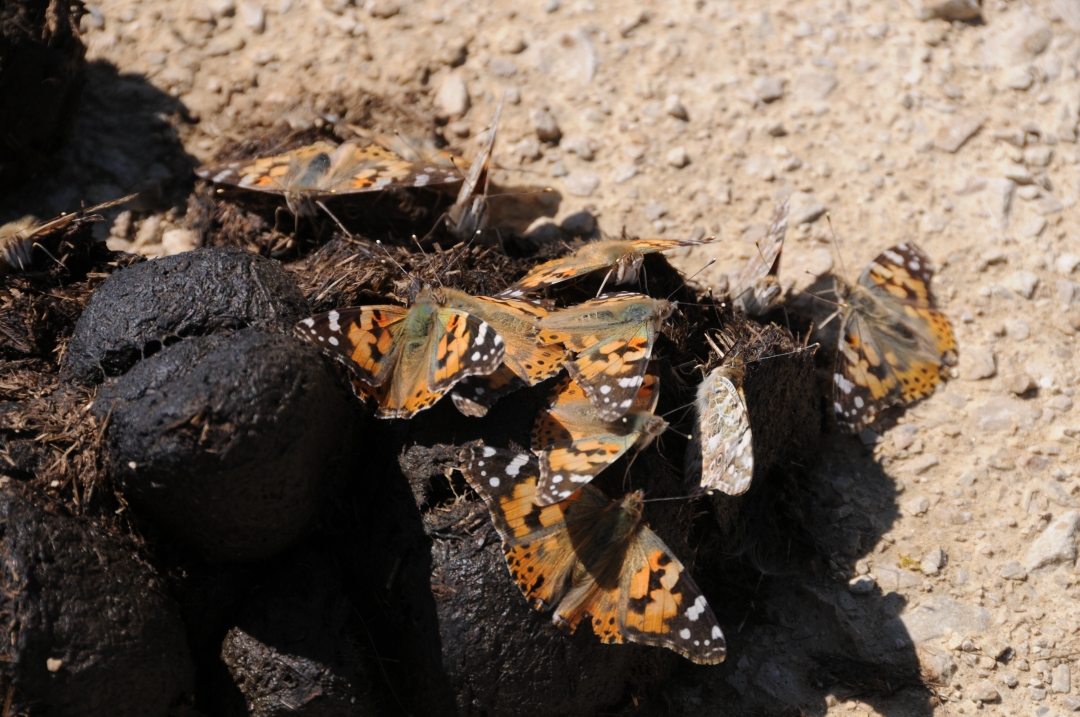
[732,198,788,315]
[462,446,610,610]
[627,236,719,254]
[616,526,727,664]
[833,243,957,433]
[196,142,340,195]
[686,363,753,495]
[448,98,503,240]
[295,305,409,388]
[319,141,463,194]
[450,366,525,417]
[443,291,566,386]
[533,374,664,504]
[500,242,633,297]
[538,294,669,421]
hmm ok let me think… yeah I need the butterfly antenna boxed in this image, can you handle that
[316,200,358,243]
[32,241,63,270]
[666,259,717,301]
[374,240,415,283]
[411,234,442,286]
[750,344,821,363]
[641,493,704,504]
[825,212,850,282]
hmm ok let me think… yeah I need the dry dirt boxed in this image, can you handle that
[8,0,1080,714]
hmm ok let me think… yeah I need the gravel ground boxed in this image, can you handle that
[9,0,1080,714]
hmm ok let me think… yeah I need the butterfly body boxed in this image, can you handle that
[0,194,137,273]
[295,286,505,419]
[833,242,957,433]
[462,446,726,664]
[537,293,673,421]
[501,237,717,297]
[443,290,566,416]
[196,141,462,217]
[686,360,753,496]
[532,374,667,504]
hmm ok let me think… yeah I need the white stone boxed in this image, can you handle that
[1056,254,1080,275]
[753,76,785,103]
[791,72,837,102]
[960,346,997,380]
[664,94,688,121]
[1023,511,1080,571]
[935,115,984,153]
[435,73,469,119]
[900,596,991,644]
[161,228,197,255]
[1005,270,1040,299]
[788,191,826,225]
[239,1,265,32]
[666,146,690,168]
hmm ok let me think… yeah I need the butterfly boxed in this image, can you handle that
[294,286,505,419]
[442,291,566,417]
[832,242,958,433]
[684,358,753,496]
[446,99,503,242]
[531,371,667,505]
[536,292,673,421]
[499,236,718,298]
[195,140,463,218]
[730,197,788,316]
[0,194,137,273]
[461,445,726,665]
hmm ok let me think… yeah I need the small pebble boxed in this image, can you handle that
[1003,373,1036,395]
[848,575,876,594]
[1000,561,1027,580]
[664,94,688,121]
[666,146,690,168]
[960,347,997,380]
[435,73,469,119]
[563,174,599,197]
[1003,673,1019,688]
[753,76,785,103]
[530,107,562,143]
[1005,319,1030,340]
[1005,270,1040,299]
[239,1,265,32]
[971,681,999,703]
[905,496,931,516]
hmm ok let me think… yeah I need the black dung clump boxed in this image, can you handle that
[96,329,351,562]
[64,247,310,383]
[0,483,194,715]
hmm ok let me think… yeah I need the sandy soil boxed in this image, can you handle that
[8,0,1080,714]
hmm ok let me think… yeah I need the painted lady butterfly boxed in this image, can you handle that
[294,286,505,419]
[730,198,788,316]
[446,99,502,242]
[442,291,565,417]
[500,236,718,297]
[536,292,673,421]
[833,242,957,433]
[0,194,137,273]
[684,358,753,496]
[461,445,726,665]
[531,372,667,505]
[195,140,462,218]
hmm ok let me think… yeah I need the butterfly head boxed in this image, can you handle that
[617,490,647,524]
[613,250,646,286]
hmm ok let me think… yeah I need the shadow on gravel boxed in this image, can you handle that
[0,59,195,223]
[654,275,937,717]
